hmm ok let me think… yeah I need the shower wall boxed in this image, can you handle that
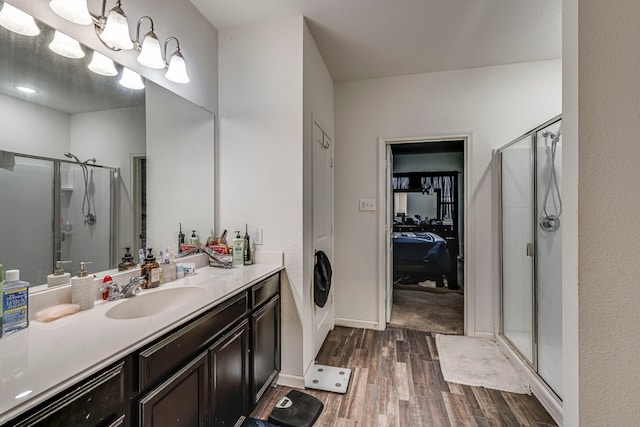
[499,116,563,399]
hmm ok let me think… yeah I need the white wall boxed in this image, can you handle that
[10,0,218,113]
[561,0,579,424]
[219,16,305,380]
[334,60,561,334]
[571,1,640,424]
[0,93,69,158]
[146,82,215,255]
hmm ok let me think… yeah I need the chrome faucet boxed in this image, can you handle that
[104,276,146,301]
[120,277,146,298]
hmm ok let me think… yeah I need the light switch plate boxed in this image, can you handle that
[253,228,263,245]
[359,199,377,211]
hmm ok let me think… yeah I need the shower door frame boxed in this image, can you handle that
[497,114,562,377]
[12,152,118,280]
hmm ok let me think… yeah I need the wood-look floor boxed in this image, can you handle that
[251,326,557,426]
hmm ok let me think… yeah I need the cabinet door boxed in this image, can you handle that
[209,320,249,426]
[13,361,126,427]
[138,351,208,427]
[251,295,281,406]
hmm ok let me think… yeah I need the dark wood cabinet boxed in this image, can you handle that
[12,361,127,427]
[209,320,250,426]
[138,351,208,427]
[7,271,281,427]
[251,295,281,406]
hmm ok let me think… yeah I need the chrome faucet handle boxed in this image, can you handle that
[122,276,145,298]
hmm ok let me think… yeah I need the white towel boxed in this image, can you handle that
[0,150,16,171]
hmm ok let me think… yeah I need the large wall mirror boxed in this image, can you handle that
[0,4,215,289]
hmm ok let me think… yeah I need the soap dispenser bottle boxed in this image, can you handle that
[141,248,160,289]
[47,260,72,287]
[232,231,244,266]
[71,262,94,311]
[118,247,136,271]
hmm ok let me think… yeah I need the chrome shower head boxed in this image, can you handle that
[64,152,82,163]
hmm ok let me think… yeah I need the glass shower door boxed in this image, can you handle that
[536,123,563,397]
[500,135,535,363]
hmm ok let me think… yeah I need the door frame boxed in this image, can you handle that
[377,132,473,335]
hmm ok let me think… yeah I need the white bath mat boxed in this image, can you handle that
[436,334,530,394]
[304,364,351,394]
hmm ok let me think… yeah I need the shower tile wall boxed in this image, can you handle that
[61,165,112,276]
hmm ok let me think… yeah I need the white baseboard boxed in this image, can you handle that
[334,317,380,330]
[495,335,563,426]
[276,373,305,389]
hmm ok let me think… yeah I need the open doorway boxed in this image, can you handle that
[386,140,465,334]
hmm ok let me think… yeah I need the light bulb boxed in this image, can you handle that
[49,0,92,25]
[49,30,85,59]
[137,32,164,69]
[99,7,133,50]
[119,68,145,90]
[88,51,118,76]
[0,3,40,36]
[165,52,189,84]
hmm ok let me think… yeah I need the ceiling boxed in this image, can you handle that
[189,0,562,83]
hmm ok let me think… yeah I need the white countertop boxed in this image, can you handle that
[0,261,283,423]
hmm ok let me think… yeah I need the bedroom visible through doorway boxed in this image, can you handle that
[387,140,465,334]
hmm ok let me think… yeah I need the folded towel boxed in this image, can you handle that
[0,150,16,171]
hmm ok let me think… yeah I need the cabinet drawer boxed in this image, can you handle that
[14,361,126,427]
[251,273,280,309]
[138,292,248,390]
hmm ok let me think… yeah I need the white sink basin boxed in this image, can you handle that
[105,287,207,320]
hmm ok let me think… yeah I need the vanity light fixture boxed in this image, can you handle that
[49,30,85,59]
[0,2,40,36]
[88,51,118,76]
[119,67,145,90]
[96,0,133,50]
[164,37,190,84]
[48,0,190,84]
[134,16,164,69]
[49,0,92,25]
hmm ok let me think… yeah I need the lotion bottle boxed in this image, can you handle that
[2,269,30,334]
[232,231,244,266]
[47,260,72,287]
[71,262,94,311]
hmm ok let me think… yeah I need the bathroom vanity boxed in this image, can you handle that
[0,260,282,426]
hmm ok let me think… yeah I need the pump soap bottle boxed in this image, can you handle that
[71,262,95,311]
[232,231,244,266]
[2,269,29,335]
[47,260,71,287]
[141,248,160,289]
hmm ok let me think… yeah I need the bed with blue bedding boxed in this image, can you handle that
[392,231,457,289]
